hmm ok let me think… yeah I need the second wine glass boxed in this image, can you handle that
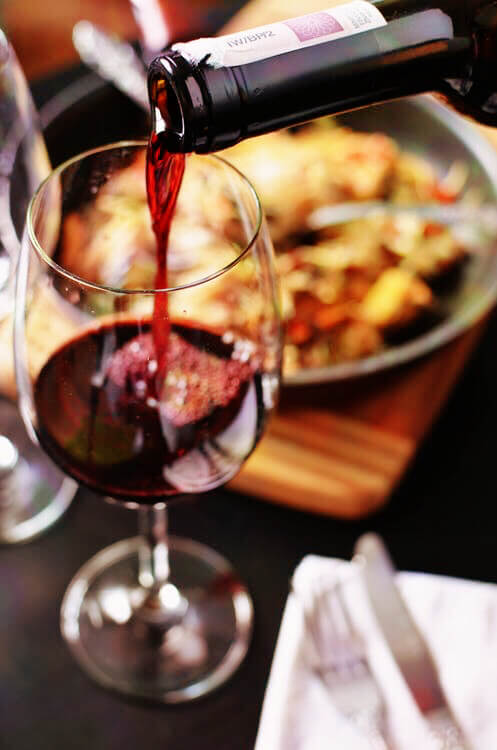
[0,28,76,544]
[15,141,281,701]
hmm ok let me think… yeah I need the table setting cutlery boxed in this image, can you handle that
[301,571,390,748]
[355,534,470,750]
[255,533,497,749]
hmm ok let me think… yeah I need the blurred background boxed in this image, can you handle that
[2,0,138,78]
[1,0,252,79]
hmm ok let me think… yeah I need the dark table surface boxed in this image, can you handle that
[3,67,497,750]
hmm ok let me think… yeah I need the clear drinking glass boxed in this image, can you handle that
[0,28,75,543]
[15,141,281,701]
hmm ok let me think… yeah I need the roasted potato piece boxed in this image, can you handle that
[402,226,466,278]
[359,267,433,330]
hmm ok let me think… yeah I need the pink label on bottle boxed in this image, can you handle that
[284,12,344,42]
[177,1,387,68]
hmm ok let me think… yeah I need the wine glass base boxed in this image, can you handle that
[0,399,76,544]
[60,535,254,702]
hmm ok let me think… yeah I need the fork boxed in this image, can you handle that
[299,576,392,750]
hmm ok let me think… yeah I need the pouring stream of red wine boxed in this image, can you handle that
[146,131,185,376]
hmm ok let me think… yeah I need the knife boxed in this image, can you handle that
[72,21,149,112]
[354,533,470,750]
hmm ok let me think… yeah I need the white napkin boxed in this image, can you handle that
[255,555,497,750]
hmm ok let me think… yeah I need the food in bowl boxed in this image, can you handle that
[224,121,471,376]
[58,120,474,379]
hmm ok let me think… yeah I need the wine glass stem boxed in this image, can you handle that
[138,506,170,589]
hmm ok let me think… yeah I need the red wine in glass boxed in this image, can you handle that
[34,319,265,500]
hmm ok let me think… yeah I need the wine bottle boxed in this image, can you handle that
[148,0,497,152]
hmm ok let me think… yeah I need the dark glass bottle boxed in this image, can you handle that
[148,0,497,153]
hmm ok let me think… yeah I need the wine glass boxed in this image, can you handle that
[15,141,281,701]
[0,28,76,543]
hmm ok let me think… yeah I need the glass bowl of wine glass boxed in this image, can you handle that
[15,140,281,701]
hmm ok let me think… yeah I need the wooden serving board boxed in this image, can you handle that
[223,0,495,517]
[230,321,486,517]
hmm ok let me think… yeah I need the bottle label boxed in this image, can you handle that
[176,1,387,67]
